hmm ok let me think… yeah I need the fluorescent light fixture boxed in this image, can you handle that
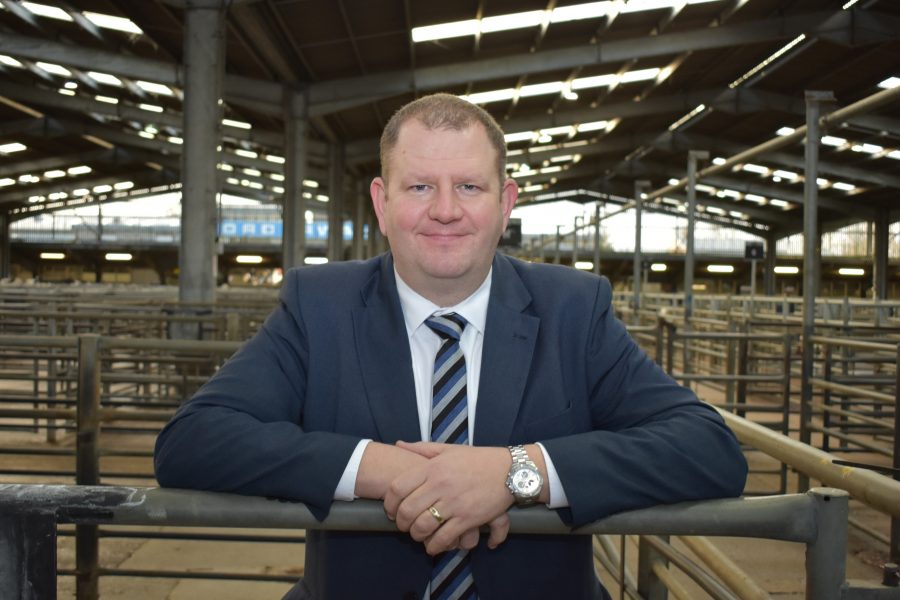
[93,184,113,193]
[0,178,14,187]
[43,170,66,179]
[696,184,716,194]
[273,186,285,194]
[138,131,155,139]
[550,155,574,163]
[851,143,883,154]
[504,131,535,143]
[40,252,66,260]
[537,135,552,143]
[620,67,660,83]
[821,135,846,147]
[88,71,122,86]
[768,199,789,208]
[650,263,667,272]
[838,267,864,276]
[540,166,562,174]
[571,73,617,90]
[36,62,71,77]
[523,184,544,192]
[412,19,479,43]
[668,178,680,186]
[22,2,72,21]
[520,81,565,97]
[888,150,900,160]
[772,169,798,181]
[0,55,24,68]
[136,81,173,95]
[105,253,133,261]
[317,194,329,202]
[707,264,734,273]
[305,256,329,265]
[574,261,594,270]
[236,255,264,264]
[831,182,855,192]
[730,34,806,89]
[817,178,830,187]
[226,177,239,185]
[692,283,707,291]
[83,11,142,34]
[776,127,795,136]
[73,188,89,196]
[234,149,258,159]
[269,173,285,182]
[774,266,799,275]
[540,125,575,137]
[461,89,516,105]
[622,0,719,12]
[95,95,118,104]
[64,81,77,90]
[168,136,183,145]
[139,103,163,113]
[551,2,611,23]
[576,120,608,132]
[243,168,262,177]
[266,154,286,164]
[878,76,900,89]
[481,10,544,33]
[66,165,91,176]
[113,181,133,190]
[0,142,27,154]
[223,118,252,130]
[668,104,706,131]
[303,179,319,188]
[58,88,75,96]
[741,163,768,175]
[719,189,741,199]
[712,157,727,165]
[48,192,67,200]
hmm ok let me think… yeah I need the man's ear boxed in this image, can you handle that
[499,178,519,228]
[370,177,389,236]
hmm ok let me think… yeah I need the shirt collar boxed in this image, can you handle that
[395,269,491,338]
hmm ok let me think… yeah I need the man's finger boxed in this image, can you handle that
[395,440,449,458]
[459,528,480,550]
[383,469,427,520]
[487,513,510,550]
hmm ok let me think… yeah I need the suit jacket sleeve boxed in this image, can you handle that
[539,277,748,528]
[153,268,362,521]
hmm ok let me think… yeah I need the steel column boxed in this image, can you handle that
[327,144,345,263]
[282,91,309,270]
[353,180,367,260]
[764,232,777,296]
[799,91,833,491]
[893,345,900,562]
[177,1,226,332]
[555,225,562,264]
[873,209,889,300]
[0,513,57,600]
[76,334,101,600]
[633,180,649,323]
[684,151,707,321]
[0,209,9,280]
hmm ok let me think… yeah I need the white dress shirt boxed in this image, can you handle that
[334,269,569,509]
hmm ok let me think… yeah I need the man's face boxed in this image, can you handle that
[371,120,518,304]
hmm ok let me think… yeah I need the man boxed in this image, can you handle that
[155,93,747,599]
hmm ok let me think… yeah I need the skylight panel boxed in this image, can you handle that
[550,2,612,23]
[619,67,660,83]
[879,77,900,89]
[83,11,142,35]
[571,73,617,90]
[519,81,565,97]
[411,19,479,43]
[504,131,536,143]
[621,0,719,13]
[576,121,608,132]
[460,89,516,105]
[22,2,72,21]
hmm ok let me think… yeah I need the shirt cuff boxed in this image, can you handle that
[333,439,372,501]
[536,442,570,509]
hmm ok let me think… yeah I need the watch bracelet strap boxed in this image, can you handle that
[509,444,537,469]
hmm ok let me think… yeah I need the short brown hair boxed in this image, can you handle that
[380,93,507,184]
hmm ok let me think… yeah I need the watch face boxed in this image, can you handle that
[511,467,541,497]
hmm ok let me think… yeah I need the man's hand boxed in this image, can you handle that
[383,442,514,555]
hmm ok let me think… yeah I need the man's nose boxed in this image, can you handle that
[429,186,463,222]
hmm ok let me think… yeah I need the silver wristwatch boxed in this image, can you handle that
[506,445,543,506]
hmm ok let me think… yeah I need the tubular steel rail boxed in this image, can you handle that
[0,485,852,600]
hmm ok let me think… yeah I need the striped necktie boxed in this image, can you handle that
[425,313,477,600]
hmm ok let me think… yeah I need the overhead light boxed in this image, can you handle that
[571,73,617,90]
[223,118,252,130]
[68,165,92,175]
[93,184,113,194]
[504,131,536,143]
[58,88,76,96]
[551,3,612,23]
[774,266,799,275]
[40,252,66,260]
[88,71,123,86]
[741,163,769,175]
[243,168,262,177]
[113,181,134,190]
[73,188,90,196]
[574,261,594,270]
[22,2,72,21]
[95,95,119,104]
[64,81,78,90]
[838,268,864,276]
[236,255,264,264]
[712,157,727,165]
[43,170,66,179]
[768,199,789,208]
[0,55,24,68]
[520,81,565,97]
[619,67,660,83]
[878,76,900,89]
[888,150,900,160]
[851,143,883,154]
[744,194,766,203]
[772,169,798,181]
[83,11,143,34]
[411,19,479,43]
[265,155,286,164]
[621,0,718,12]
[776,127,796,136]
[523,184,544,192]
[650,263,667,272]
[576,120,608,133]
[269,173,285,182]
[139,103,164,113]
[36,62,71,77]
[481,10,545,33]
[304,256,328,265]
[540,125,575,137]
[461,89,516,105]
[234,149,258,159]
[707,264,734,273]
[668,104,706,132]
[692,283,707,291]
[105,253,133,261]
[0,142,27,154]
[136,81,173,96]
[831,182,855,192]
[821,135,846,147]
[0,178,15,187]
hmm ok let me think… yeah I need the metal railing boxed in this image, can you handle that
[0,484,852,600]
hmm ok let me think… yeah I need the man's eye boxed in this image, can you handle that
[459,184,480,193]
[410,184,430,193]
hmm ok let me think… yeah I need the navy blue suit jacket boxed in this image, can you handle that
[155,252,747,599]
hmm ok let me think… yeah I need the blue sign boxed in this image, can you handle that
[219,220,356,240]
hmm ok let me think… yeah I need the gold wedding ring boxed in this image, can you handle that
[428,505,444,525]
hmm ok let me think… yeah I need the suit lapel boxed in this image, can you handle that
[473,255,540,446]
[352,256,421,443]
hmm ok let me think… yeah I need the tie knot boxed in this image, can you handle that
[425,312,467,341]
